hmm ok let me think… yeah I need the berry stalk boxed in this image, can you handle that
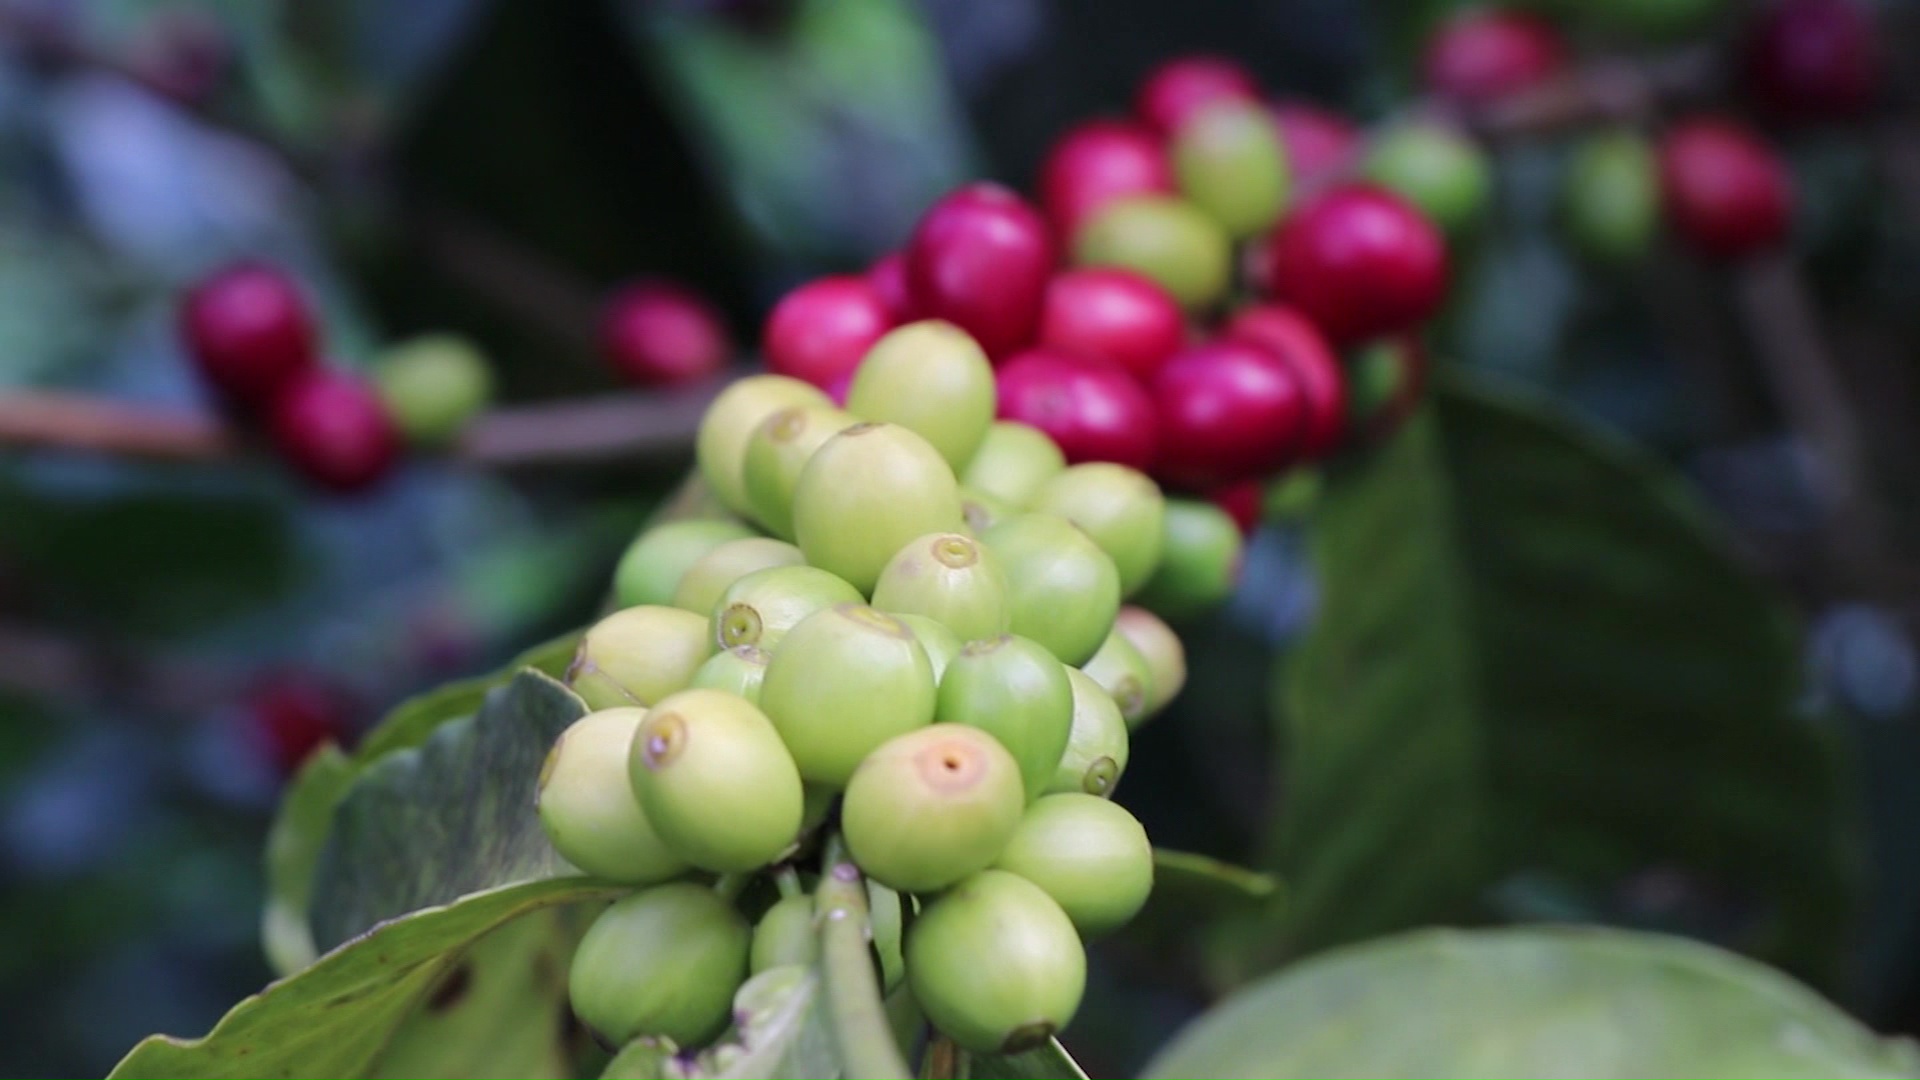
[817,833,913,1080]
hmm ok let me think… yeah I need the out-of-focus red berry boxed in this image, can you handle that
[995,348,1159,470]
[865,252,917,322]
[1743,0,1880,123]
[1421,7,1567,106]
[1134,55,1260,136]
[247,673,354,777]
[1264,185,1449,346]
[599,281,731,386]
[1037,268,1186,381]
[1037,119,1177,243]
[180,262,317,407]
[267,370,401,494]
[1211,480,1263,536]
[762,275,892,389]
[906,183,1056,358]
[1223,304,1346,458]
[1657,118,1794,259]
[1269,101,1362,191]
[1152,338,1307,488]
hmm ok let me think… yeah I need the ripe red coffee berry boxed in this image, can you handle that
[267,370,401,493]
[996,349,1158,471]
[1269,101,1361,190]
[1421,7,1566,105]
[762,275,892,389]
[179,262,317,406]
[906,183,1055,358]
[1743,0,1880,123]
[1038,120,1176,243]
[1133,55,1259,136]
[600,280,730,386]
[1037,269,1185,380]
[1152,338,1306,488]
[866,252,917,322]
[1223,304,1345,458]
[247,672,352,777]
[1211,480,1262,537]
[1265,185,1448,346]
[1657,119,1794,260]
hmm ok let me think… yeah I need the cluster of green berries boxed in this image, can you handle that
[536,318,1196,1057]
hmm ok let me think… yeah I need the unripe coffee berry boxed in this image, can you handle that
[1172,101,1291,239]
[1036,268,1185,381]
[994,349,1159,471]
[671,537,806,617]
[569,883,750,1047]
[1363,122,1491,235]
[791,423,963,594]
[1038,120,1176,243]
[1051,668,1130,798]
[1029,463,1166,596]
[614,521,757,610]
[179,262,317,405]
[984,513,1122,666]
[896,613,963,682]
[568,606,715,711]
[1152,338,1307,487]
[696,374,831,516]
[995,794,1152,937]
[762,275,892,389]
[629,689,804,871]
[1074,195,1232,311]
[871,533,1011,643]
[1114,605,1187,717]
[906,870,1085,1054]
[960,421,1067,507]
[1221,304,1346,460]
[1560,130,1660,266]
[712,564,863,651]
[841,725,1026,893]
[750,893,819,974]
[906,183,1055,358]
[960,487,1018,537]
[1265,184,1448,346]
[600,281,730,386]
[1135,499,1243,620]
[537,708,688,883]
[846,320,996,469]
[690,645,772,703]
[742,404,858,539]
[760,604,937,787]
[1421,7,1566,106]
[266,370,401,494]
[1269,101,1361,190]
[1133,54,1259,137]
[370,333,493,447]
[1658,118,1794,260]
[935,635,1075,799]
[1080,627,1155,729]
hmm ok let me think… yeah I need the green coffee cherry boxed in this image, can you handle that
[1134,499,1241,620]
[960,487,1018,537]
[984,513,1122,666]
[370,333,493,447]
[1080,626,1155,729]
[568,606,715,710]
[1561,129,1659,266]
[961,421,1067,507]
[671,537,806,616]
[1114,606,1186,718]
[1363,122,1491,235]
[994,794,1152,937]
[906,870,1085,1054]
[1264,468,1322,523]
[697,375,832,516]
[689,645,772,703]
[1074,195,1231,310]
[742,404,858,539]
[935,635,1073,800]
[614,519,757,610]
[760,604,937,786]
[792,423,963,593]
[1050,668,1129,798]
[842,725,1026,893]
[1172,102,1290,239]
[1029,463,1166,595]
[569,882,750,1047]
[749,893,818,974]
[537,707,689,883]
[847,321,995,470]
[628,689,804,871]
[712,564,863,651]
[896,614,962,683]
[870,532,1011,643]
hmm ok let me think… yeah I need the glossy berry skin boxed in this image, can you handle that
[568,605,715,711]
[1657,119,1794,260]
[1264,185,1449,346]
[842,725,1027,893]
[1132,54,1259,136]
[1080,627,1155,729]
[537,707,688,884]
[961,421,1067,507]
[180,263,317,406]
[906,183,1055,358]
[759,604,938,787]
[995,349,1159,471]
[600,281,731,386]
[712,565,863,652]
[267,370,401,494]
[1151,339,1307,488]
[1222,304,1346,459]
[792,423,964,594]
[629,689,804,872]
[984,513,1122,667]
[871,532,1011,643]
[935,635,1075,799]
[1050,668,1129,798]
[762,275,893,389]
[672,537,807,617]
[1030,463,1167,596]
[847,320,996,469]
[994,794,1153,937]
[1037,120,1176,243]
[1114,605,1186,717]
[1136,498,1244,620]
[695,374,831,516]
[1421,7,1567,106]
[866,252,917,321]
[569,883,750,1047]
[1743,0,1880,123]
[907,870,1086,1054]
[1269,102,1362,190]
[614,520,757,610]
[1037,269,1185,381]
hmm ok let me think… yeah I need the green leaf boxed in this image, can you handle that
[970,1038,1091,1080]
[667,966,838,1079]
[308,671,590,952]
[109,877,623,1080]
[1239,375,1856,981]
[1145,926,1920,1079]
[354,632,581,762]
[1150,848,1282,915]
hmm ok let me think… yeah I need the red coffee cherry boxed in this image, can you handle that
[1211,480,1263,536]
[1421,7,1567,106]
[1151,338,1307,488]
[906,183,1056,358]
[1743,0,1880,123]
[1264,184,1449,346]
[179,262,317,407]
[1657,118,1794,259]
[1038,119,1176,243]
[762,275,893,389]
[1133,54,1259,136]
[995,348,1158,471]
[600,281,731,386]
[1037,268,1185,381]
[865,252,917,322]
[1269,101,1362,190]
[267,370,401,493]
[1222,304,1346,459]
[246,672,354,777]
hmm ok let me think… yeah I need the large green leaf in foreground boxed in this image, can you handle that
[1147,927,1920,1079]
